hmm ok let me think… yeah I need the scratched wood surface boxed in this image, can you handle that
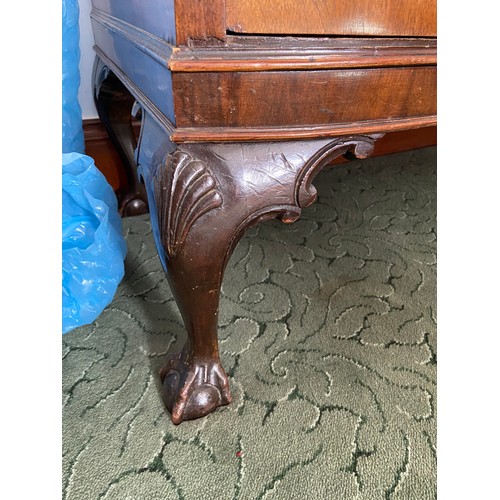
[174,0,226,44]
[226,0,436,37]
[172,66,437,129]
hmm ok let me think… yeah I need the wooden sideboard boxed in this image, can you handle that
[90,0,437,424]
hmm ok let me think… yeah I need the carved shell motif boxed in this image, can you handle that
[155,151,223,258]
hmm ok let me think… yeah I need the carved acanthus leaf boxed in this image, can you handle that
[155,151,223,258]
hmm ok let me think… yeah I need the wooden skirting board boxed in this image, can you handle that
[83,118,436,216]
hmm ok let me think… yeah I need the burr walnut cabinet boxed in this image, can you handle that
[90,0,437,423]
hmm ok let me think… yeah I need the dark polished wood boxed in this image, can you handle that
[171,117,436,143]
[90,0,437,423]
[139,123,383,423]
[172,67,436,128]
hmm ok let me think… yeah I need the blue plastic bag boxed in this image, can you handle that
[62,153,127,334]
[62,0,85,154]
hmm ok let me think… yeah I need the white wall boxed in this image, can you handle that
[78,0,98,119]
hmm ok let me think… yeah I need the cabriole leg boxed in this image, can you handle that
[138,133,382,424]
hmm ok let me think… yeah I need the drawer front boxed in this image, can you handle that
[226,0,436,37]
[173,67,437,130]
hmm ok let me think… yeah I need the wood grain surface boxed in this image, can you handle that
[174,0,226,45]
[226,0,436,37]
[173,67,437,129]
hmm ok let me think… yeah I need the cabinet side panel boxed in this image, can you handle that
[92,20,175,124]
[91,0,176,44]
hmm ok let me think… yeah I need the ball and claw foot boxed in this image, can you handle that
[159,350,232,424]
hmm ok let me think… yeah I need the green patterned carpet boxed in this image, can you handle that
[62,147,437,499]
